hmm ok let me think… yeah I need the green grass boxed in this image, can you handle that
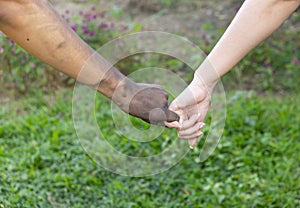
[0,89,300,207]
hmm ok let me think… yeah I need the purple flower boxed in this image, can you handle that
[9,39,14,45]
[71,24,77,31]
[123,25,129,31]
[205,40,210,46]
[89,30,95,37]
[211,35,216,41]
[92,14,97,19]
[263,60,272,68]
[83,15,91,23]
[11,49,16,55]
[83,29,89,34]
[201,34,206,40]
[85,18,91,23]
[119,24,129,31]
[79,11,83,16]
[81,26,89,34]
[91,6,96,11]
[110,22,115,29]
[65,10,70,14]
[100,23,108,29]
[21,56,27,64]
[84,13,91,18]
[291,57,300,65]
[99,12,105,19]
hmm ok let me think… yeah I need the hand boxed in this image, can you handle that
[165,77,213,148]
[113,81,179,125]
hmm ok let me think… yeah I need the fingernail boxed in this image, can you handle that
[189,145,194,149]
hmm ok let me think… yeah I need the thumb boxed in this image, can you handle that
[164,109,180,122]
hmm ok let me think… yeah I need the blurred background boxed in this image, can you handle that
[1,0,299,95]
[0,0,300,207]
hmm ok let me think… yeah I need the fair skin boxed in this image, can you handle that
[0,0,179,124]
[166,0,300,147]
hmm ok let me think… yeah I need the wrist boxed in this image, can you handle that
[96,67,131,99]
[193,59,220,90]
[193,71,217,91]
[108,77,137,112]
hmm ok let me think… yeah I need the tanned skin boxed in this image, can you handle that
[0,0,179,124]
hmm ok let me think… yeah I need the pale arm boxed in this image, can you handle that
[167,0,300,147]
[196,0,300,84]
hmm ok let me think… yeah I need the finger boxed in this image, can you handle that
[178,131,203,139]
[165,109,180,122]
[180,113,200,131]
[148,108,179,126]
[188,138,198,149]
[179,122,205,137]
[165,121,181,128]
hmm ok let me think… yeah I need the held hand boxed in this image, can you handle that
[129,83,180,125]
[165,78,212,148]
[113,81,179,126]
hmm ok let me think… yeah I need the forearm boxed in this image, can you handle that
[0,0,126,98]
[195,0,300,85]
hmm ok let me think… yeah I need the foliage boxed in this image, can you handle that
[0,89,300,207]
[1,4,300,94]
[0,38,53,92]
